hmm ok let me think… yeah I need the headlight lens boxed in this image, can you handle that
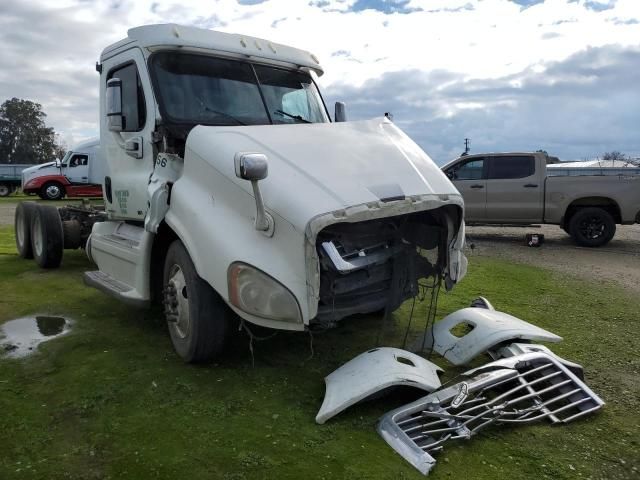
[228,262,302,323]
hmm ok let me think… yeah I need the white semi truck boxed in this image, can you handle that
[21,139,104,200]
[14,24,467,362]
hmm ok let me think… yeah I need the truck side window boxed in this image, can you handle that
[450,159,484,180]
[488,156,535,179]
[68,154,88,167]
[107,63,146,132]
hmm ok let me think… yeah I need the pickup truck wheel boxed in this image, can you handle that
[568,207,616,247]
[40,182,65,200]
[163,240,232,362]
[15,202,38,259]
[0,184,10,197]
[30,204,64,268]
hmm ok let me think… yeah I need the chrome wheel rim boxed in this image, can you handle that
[33,215,43,257]
[166,265,190,339]
[46,185,60,199]
[0,185,9,196]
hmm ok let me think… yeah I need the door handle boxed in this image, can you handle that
[470,184,484,189]
[124,136,143,159]
[524,183,538,188]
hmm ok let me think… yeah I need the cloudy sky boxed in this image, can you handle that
[0,0,638,163]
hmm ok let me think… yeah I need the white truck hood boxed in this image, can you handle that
[21,162,59,184]
[186,117,461,232]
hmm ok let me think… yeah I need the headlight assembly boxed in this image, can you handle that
[228,262,302,323]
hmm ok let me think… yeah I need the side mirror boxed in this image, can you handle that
[334,102,347,122]
[235,153,268,181]
[234,152,273,235]
[106,78,124,132]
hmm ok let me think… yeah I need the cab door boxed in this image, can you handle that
[100,48,155,220]
[445,157,487,222]
[63,153,89,184]
[485,155,543,223]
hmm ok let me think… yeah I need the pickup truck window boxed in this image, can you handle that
[450,159,484,180]
[150,52,329,128]
[487,156,535,179]
[107,63,146,132]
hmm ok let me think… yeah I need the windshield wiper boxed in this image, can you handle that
[274,109,311,123]
[197,97,247,126]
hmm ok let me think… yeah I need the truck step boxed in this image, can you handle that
[83,270,148,308]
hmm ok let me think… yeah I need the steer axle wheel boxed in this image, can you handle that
[40,182,65,200]
[568,207,616,248]
[162,240,232,363]
[30,204,64,268]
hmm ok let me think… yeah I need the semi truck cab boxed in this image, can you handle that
[23,24,467,362]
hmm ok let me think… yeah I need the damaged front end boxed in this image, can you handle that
[306,199,466,326]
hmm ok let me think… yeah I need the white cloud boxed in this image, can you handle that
[0,0,638,158]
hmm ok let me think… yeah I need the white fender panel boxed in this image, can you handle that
[421,307,562,366]
[315,347,443,424]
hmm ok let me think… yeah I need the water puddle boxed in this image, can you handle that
[1,315,71,358]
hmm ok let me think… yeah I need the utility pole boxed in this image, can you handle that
[464,138,470,155]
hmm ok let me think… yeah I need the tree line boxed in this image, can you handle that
[0,98,66,164]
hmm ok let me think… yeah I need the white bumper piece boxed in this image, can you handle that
[315,347,443,424]
[415,306,562,366]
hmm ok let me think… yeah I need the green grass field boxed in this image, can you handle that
[0,224,638,479]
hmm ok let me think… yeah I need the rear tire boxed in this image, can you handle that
[15,202,38,259]
[30,204,64,268]
[0,183,10,197]
[40,182,65,200]
[568,207,616,247]
[162,240,232,362]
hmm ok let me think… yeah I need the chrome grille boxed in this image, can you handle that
[378,352,604,475]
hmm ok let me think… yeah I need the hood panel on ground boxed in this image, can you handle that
[186,118,460,232]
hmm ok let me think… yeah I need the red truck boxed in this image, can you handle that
[21,139,103,200]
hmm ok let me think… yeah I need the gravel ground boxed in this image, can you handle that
[0,202,16,227]
[2,200,638,293]
[466,224,640,294]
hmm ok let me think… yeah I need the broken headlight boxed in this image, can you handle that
[228,262,302,323]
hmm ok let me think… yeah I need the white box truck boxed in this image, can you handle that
[14,24,467,362]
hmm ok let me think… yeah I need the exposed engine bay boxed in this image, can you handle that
[314,206,459,323]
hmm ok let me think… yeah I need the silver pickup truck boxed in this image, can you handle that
[442,152,640,247]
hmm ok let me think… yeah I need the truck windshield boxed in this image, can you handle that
[150,52,329,128]
[59,151,72,166]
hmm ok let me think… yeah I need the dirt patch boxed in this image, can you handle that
[466,224,640,294]
[0,203,17,227]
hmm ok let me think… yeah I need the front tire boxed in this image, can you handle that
[40,182,65,200]
[0,183,10,197]
[568,207,616,247]
[30,204,64,268]
[162,240,232,362]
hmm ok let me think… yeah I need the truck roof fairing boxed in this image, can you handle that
[101,23,324,76]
